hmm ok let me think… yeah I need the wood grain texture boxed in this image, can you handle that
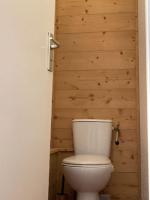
[55,50,136,71]
[104,172,139,199]
[56,0,137,16]
[54,108,137,119]
[57,32,136,52]
[56,13,137,33]
[54,89,136,109]
[51,0,139,199]
[55,69,136,90]
[53,119,137,129]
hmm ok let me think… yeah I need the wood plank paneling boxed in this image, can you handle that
[55,69,136,90]
[57,31,136,52]
[57,0,137,16]
[55,69,136,79]
[53,119,137,129]
[55,79,136,90]
[55,50,136,71]
[104,172,139,199]
[55,90,136,109]
[52,0,139,199]
[54,108,137,119]
[56,13,137,33]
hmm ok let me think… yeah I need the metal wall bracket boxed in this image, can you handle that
[112,123,120,145]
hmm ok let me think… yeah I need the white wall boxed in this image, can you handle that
[0,1,55,199]
[138,0,149,199]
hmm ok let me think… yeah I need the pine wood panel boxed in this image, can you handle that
[55,69,136,90]
[54,89,136,109]
[52,0,139,199]
[55,69,136,81]
[56,13,137,33]
[54,108,137,120]
[111,148,138,173]
[55,79,136,90]
[57,0,137,16]
[104,172,139,199]
[55,50,136,71]
[57,31,136,52]
[53,119,137,129]
[53,139,73,149]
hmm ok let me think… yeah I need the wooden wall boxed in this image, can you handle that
[52,0,139,199]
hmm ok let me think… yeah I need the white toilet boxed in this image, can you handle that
[62,119,114,200]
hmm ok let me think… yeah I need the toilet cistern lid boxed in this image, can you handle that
[72,119,112,123]
[63,155,111,165]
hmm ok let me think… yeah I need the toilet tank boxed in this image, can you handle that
[72,119,112,157]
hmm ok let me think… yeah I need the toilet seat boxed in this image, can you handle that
[62,154,112,168]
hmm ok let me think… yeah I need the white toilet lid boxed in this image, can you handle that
[63,155,111,165]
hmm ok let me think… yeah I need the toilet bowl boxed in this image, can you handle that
[62,119,113,200]
[63,155,114,200]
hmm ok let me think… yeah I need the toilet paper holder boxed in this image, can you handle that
[112,123,120,145]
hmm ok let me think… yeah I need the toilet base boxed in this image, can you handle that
[77,192,100,200]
